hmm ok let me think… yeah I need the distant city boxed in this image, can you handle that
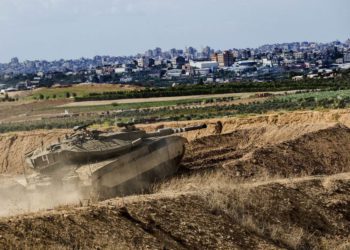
[1,39,350,90]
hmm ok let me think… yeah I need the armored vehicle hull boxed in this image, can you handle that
[78,136,186,197]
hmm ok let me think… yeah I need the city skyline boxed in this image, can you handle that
[0,0,349,63]
[2,39,349,64]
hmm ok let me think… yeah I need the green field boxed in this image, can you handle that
[29,84,139,100]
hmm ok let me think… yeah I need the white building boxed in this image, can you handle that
[189,61,218,69]
[262,59,272,67]
[114,67,127,74]
[339,63,350,70]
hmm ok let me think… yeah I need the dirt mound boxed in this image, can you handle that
[182,123,334,172]
[1,172,349,249]
[201,173,350,249]
[224,124,350,178]
[0,130,68,175]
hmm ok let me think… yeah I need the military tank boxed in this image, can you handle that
[24,123,206,199]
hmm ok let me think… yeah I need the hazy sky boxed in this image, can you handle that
[0,0,349,62]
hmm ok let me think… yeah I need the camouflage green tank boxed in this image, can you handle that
[24,123,206,198]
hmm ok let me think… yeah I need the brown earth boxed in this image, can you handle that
[0,130,68,175]
[0,173,349,249]
[1,109,350,249]
[183,124,350,178]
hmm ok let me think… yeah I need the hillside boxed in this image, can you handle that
[1,109,350,249]
[1,172,349,249]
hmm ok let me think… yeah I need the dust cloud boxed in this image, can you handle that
[0,177,83,217]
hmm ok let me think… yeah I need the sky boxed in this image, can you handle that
[0,0,349,62]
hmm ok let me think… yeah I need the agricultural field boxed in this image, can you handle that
[29,83,141,100]
[2,88,350,133]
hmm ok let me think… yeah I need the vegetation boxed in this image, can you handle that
[104,90,349,122]
[0,93,17,102]
[30,84,138,100]
[75,71,350,101]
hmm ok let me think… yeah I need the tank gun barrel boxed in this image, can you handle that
[145,124,207,138]
[73,123,93,132]
[179,124,207,132]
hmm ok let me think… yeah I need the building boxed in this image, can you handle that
[241,50,252,60]
[211,51,234,67]
[170,48,178,58]
[10,57,19,64]
[336,58,344,64]
[166,69,183,77]
[262,58,273,67]
[194,68,211,76]
[153,47,162,57]
[345,39,350,46]
[185,47,197,59]
[145,50,154,58]
[189,61,219,70]
[114,67,128,74]
[294,52,305,60]
[154,59,164,66]
[201,46,212,58]
[344,53,350,63]
[171,56,186,69]
[137,56,150,68]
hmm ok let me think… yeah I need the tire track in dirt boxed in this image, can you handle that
[182,124,350,180]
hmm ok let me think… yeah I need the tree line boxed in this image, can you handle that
[75,72,350,102]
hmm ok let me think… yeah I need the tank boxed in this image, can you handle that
[24,123,207,199]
